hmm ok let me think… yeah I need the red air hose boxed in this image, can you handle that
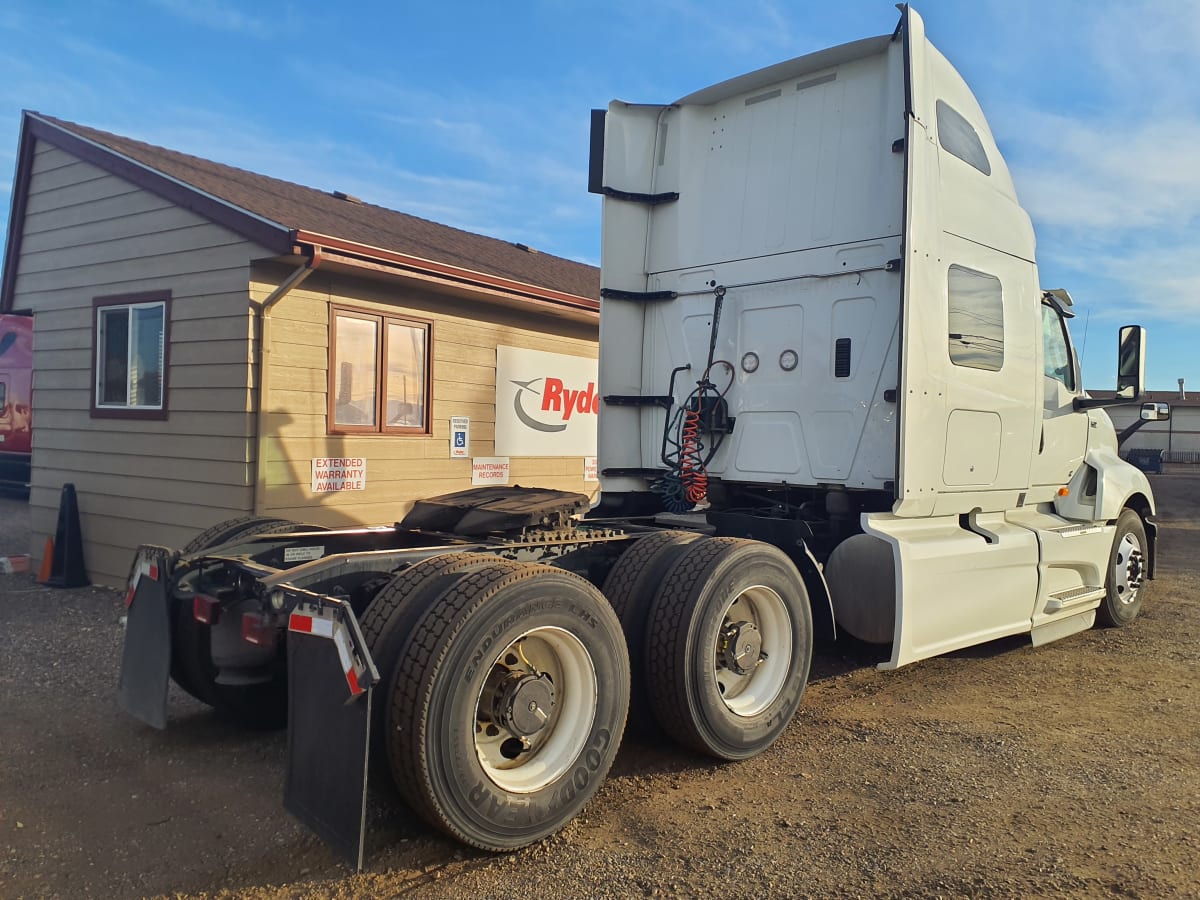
[679,408,707,503]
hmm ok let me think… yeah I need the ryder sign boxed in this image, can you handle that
[495,346,598,457]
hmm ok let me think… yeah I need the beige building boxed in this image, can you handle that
[1,112,600,586]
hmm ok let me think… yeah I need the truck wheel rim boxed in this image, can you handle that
[474,626,597,793]
[1113,532,1144,605]
[715,585,792,717]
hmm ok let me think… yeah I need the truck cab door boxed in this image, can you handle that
[1029,300,1088,492]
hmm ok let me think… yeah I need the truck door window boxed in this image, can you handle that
[947,265,1003,371]
[1041,303,1076,391]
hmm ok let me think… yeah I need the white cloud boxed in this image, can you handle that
[988,0,1200,332]
[147,0,272,37]
[1011,115,1200,231]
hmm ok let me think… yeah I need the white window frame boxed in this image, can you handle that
[92,291,170,419]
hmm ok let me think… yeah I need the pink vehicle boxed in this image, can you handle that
[0,313,32,491]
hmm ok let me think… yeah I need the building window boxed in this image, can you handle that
[936,100,991,176]
[329,307,431,434]
[947,265,1003,372]
[92,291,170,419]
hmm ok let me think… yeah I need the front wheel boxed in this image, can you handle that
[387,563,629,850]
[1096,509,1148,627]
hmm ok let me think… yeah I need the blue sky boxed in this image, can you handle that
[1,0,1197,391]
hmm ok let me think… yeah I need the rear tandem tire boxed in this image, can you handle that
[180,516,294,555]
[172,516,325,728]
[644,538,813,760]
[387,562,630,850]
[359,553,500,772]
[601,530,703,731]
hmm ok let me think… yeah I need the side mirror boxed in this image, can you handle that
[1141,401,1170,422]
[1117,325,1146,399]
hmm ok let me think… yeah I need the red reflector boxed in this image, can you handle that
[241,612,276,648]
[147,564,159,581]
[345,667,362,696]
[288,613,313,633]
[193,595,220,625]
[124,587,136,608]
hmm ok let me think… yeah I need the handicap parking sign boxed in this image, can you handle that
[450,416,470,458]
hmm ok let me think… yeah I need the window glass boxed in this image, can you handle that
[386,321,426,428]
[133,306,164,406]
[936,100,991,176]
[97,302,165,408]
[330,310,431,434]
[947,265,1003,371]
[333,315,379,426]
[99,307,129,404]
[1041,304,1076,390]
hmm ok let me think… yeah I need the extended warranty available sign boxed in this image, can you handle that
[510,377,599,433]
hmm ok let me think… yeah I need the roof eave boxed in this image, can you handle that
[293,230,599,315]
[0,114,37,312]
[15,111,294,258]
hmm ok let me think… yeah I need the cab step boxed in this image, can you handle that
[1045,585,1105,612]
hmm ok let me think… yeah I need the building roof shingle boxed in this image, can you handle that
[18,112,599,305]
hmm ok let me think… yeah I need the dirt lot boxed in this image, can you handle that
[1,478,1198,899]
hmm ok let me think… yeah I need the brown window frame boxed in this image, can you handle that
[90,290,171,421]
[327,305,433,436]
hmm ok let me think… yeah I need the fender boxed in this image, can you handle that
[1086,443,1156,522]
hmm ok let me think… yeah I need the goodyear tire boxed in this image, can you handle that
[601,531,703,730]
[173,517,324,727]
[1096,509,1148,627]
[388,562,629,850]
[644,538,812,760]
[360,553,497,772]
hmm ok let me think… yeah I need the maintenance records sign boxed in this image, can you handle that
[311,457,367,492]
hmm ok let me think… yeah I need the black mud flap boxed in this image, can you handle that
[117,546,177,729]
[283,597,378,871]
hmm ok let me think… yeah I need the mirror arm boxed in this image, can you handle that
[1073,394,1143,411]
[1116,417,1150,447]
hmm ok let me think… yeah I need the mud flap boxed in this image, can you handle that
[283,598,379,871]
[117,546,177,729]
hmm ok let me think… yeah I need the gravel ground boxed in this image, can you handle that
[1,478,1198,899]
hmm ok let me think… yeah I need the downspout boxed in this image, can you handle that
[253,249,321,515]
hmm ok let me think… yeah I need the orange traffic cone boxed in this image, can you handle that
[37,536,54,583]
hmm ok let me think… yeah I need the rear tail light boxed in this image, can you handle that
[242,612,277,649]
[193,594,221,625]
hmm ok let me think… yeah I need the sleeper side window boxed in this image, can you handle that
[947,265,1003,372]
[936,100,992,176]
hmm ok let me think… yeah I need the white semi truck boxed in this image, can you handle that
[118,5,1167,868]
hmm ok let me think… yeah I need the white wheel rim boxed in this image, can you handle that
[1113,531,1145,605]
[474,626,597,793]
[714,585,792,717]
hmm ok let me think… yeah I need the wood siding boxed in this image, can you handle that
[14,141,265,586]
[253,264,599,526]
